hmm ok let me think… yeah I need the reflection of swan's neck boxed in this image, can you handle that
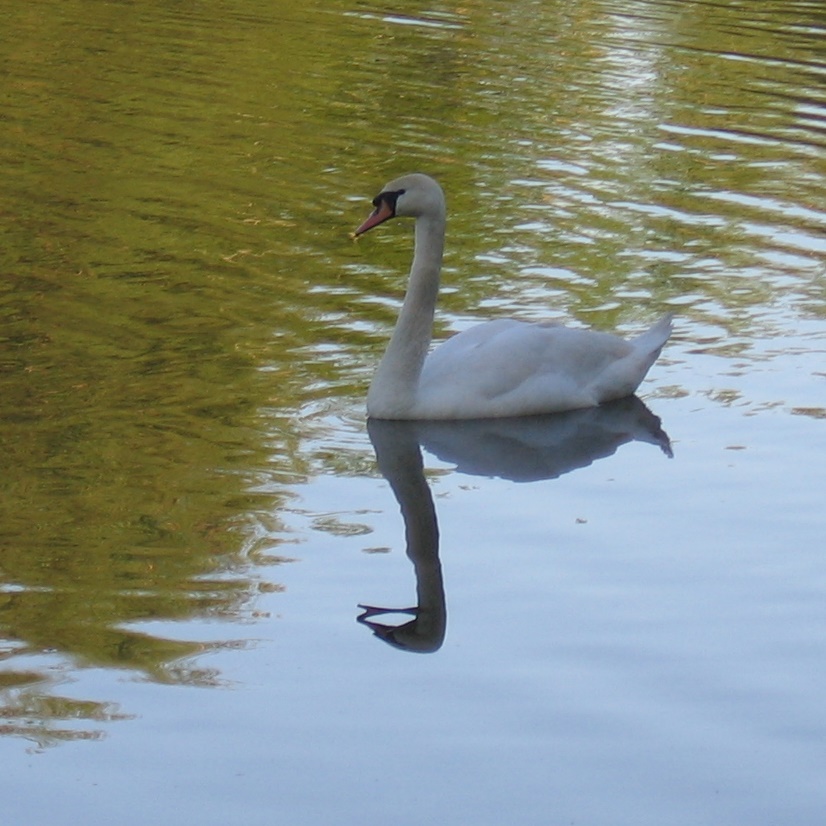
[367,214,445,417]
[398,450,443,649]
[363,419,446,653]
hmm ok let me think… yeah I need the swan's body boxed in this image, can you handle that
[355,173,672,420]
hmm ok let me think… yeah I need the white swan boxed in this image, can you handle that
[355,173,672,420]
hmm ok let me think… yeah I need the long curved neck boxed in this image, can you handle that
[368,211,445,417]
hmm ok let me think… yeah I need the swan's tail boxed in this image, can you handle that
[633,313,674,356]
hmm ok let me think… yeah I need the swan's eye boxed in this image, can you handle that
[372,189,406,210]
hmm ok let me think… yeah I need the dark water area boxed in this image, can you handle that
[1,1,824,823]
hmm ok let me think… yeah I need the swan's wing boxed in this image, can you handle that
[418,319,636,417]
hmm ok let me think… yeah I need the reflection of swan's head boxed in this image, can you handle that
[355,173,445,235]
[357,605,445,654]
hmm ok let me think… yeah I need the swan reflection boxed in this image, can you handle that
[359,396,671,652]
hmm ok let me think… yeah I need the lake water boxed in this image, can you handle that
[1,0,825,823]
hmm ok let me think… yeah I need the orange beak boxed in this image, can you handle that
[354,197,395,236]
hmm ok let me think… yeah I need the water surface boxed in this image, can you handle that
[1,1,824,824]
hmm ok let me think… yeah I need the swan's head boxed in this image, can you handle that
[354,173,445,236]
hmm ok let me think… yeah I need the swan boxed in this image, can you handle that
[354,173,672,420]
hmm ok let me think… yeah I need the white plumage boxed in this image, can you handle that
[355,173,672,420]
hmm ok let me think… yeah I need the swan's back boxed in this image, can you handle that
[412,314,672,419]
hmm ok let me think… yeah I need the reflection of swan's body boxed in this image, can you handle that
[360,399,671,652]
[417,396,672,482]
[355,173,672,420]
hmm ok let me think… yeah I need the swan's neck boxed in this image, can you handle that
[368,213,445,418]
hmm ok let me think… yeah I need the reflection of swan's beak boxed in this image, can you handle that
[357,604,443,653]
[357,604,417,619]
[356,604,416,636]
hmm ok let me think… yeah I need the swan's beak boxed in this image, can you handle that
[354,198,395,236]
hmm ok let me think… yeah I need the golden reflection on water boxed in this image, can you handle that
[1,0,824,742]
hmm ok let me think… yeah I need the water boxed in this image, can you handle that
[1,0,825,823]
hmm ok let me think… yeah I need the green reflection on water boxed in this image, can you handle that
[0,0,348,729]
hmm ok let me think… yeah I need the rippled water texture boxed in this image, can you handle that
[1,0,824,823]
